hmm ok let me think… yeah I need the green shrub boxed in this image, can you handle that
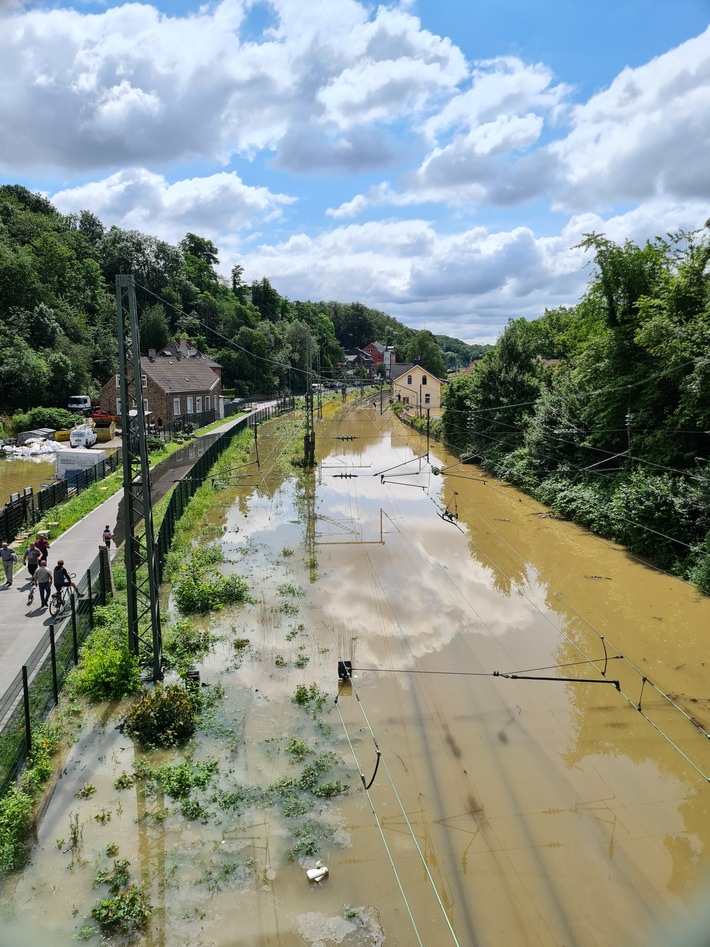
[0,788,34,875]
[91,882,152,933]
[74,607,142,701]
[174,572,250,614]
[123,683,198,748]
[162,618,214,671]
[11,406,79,435]
[75,637,141,702]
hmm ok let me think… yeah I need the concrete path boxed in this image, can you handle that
[0,489,123,695]
[0,409,264,696]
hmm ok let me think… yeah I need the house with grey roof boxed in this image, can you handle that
[98,342,222,424]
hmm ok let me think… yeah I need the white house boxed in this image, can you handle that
[391,363,447,417]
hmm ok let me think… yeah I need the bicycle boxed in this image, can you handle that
[48,574,77,618]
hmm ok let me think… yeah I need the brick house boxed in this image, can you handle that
[362,342,396,377]
[391,362,447,417]
[98,342,222,424]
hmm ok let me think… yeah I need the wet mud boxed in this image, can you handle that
[4,401,710,946]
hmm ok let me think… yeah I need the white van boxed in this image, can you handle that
[69,424,98,449]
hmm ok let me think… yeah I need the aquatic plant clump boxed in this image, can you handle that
[91,870,152,934]
[174,570,250,614]
[122,683,198,748]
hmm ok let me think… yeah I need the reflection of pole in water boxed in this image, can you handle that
[303,468,317,581]
[136,777,166,947]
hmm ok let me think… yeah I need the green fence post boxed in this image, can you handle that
[22,666,31,758]
[71,595,78,663]
[99,552,106,606]
[49,625,59,705]
[86,568,93,627]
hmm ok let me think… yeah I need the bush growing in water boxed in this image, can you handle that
[123,683,198,748]
[73,602,141,701]
[162,618,215,671]
[174,572,250,614]
[91,858,152,934]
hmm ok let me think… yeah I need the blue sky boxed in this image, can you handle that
[1,0,709,343]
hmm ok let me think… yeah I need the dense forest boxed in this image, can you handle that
[441,229,710,593]
[0,184,478,415]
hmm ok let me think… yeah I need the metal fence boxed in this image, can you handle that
[0,554,107,794]
[0,450,124,545]
[155,402,286,580]
[0,401,292,794]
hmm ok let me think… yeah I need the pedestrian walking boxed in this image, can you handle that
[1,541,18,586]
[102,525,113,548]
[34,560,52,608]
[35,533,50,562]
[23,541,42,579]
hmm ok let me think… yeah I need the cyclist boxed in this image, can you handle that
[52,560,77,601]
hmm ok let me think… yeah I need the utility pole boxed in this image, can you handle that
[304,386,316,467]
[116,275,162,681]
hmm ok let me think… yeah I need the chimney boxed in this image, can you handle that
[148,348,156,362]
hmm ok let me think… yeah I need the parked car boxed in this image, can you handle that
[69,424,98,448]
[92,408,114,420]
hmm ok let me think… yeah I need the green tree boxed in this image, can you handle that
[140,304,171,352]
[403,329,447,378]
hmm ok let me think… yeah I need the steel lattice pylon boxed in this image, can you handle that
[304,386,316,467]
[115,275,162,681]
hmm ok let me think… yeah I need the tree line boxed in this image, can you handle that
[441,228,710,593]
[0,185,477,417]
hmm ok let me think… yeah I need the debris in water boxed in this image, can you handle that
[306,861,329,882]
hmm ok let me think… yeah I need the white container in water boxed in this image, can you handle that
[306,861,329,882]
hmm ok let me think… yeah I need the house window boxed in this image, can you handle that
[141,374,147,388]
[143,398,149,412]
[115,374,120,388]
[424,393,431,405]
[407,375,412,385]
[205,396,210,411]
[403,396,410,404]
[187,396,194,414]
[421,375,427,385]
[116,398,121,414]
[173,398,180,415]
[196,396,203,413]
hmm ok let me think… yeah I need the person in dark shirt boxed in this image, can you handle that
[53,560,77,595]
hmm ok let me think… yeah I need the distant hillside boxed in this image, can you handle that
[0,184,480,409]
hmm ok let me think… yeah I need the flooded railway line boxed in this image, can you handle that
[4,401,710,946]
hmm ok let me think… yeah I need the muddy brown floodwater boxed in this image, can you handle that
[4,401,710,947]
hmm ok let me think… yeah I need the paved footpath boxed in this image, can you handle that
[0,413,254,696]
